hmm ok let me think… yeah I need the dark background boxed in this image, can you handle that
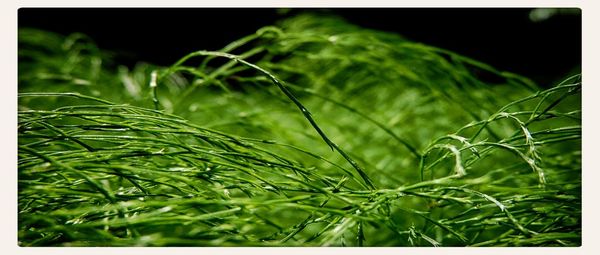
[18,8,581,86]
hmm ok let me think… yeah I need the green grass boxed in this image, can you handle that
[18,13,581,247]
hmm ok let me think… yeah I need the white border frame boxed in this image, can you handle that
[2,1,597,254]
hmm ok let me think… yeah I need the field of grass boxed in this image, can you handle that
[18,13,581,246]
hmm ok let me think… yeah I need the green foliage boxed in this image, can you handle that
[18,13,581,247]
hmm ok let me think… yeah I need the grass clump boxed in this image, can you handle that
[18,13,581,247]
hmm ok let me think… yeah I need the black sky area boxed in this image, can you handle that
[18,8,581,87]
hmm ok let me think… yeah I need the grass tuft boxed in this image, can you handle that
[18,13,581,247]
